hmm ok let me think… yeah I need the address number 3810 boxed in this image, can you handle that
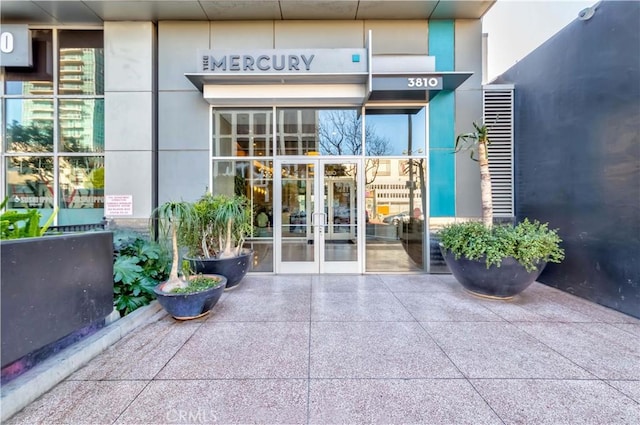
[407,77,439,88]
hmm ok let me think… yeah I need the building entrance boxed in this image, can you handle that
[210,107,432,274]
[274,158,362,274]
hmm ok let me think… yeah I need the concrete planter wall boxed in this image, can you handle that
[1,232,114,368]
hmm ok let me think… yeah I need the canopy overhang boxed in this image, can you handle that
[187,71,472,106]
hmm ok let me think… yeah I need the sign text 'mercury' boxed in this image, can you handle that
[202,54,315,72]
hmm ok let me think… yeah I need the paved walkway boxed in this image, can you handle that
[6,274,640,424]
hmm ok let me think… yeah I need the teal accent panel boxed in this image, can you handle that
[429,91,455,149]
[428,20,454,71]
[429,150,455,217]
[429,20,455,216]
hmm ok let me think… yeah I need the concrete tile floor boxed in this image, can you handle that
[6,274,640,424]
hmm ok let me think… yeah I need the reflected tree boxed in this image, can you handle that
[317,110,391,185]
[402,112,427,221]
[6,120,53,153]
[6,121,55,207]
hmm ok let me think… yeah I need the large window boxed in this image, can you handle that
[277,108,361,156]
[211,107,431,272]
[365,108,426,156]
[2,29,104,225]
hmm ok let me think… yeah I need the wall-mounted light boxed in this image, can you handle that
[577,4,598,21]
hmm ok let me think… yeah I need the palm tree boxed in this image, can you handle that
[152,200,195,292]
[455,122,493,228]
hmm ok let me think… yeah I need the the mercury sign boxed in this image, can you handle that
[202,53,315,72]
[197,49,368,74]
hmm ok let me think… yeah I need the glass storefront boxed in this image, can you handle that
[210,107,433,273]
[1,29,104,225]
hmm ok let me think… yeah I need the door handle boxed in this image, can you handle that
[312,212,327,226]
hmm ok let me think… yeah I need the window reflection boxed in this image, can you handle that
[4,99,54,152]
[59,157,104,209]
[365,158,426,272]
[365,108,426,156]
[5,157,55,209]
[58,30,104,96]
[59,99,104,152]
[2,29,104,226]
[212,109,272,157]
[277,108,362,155]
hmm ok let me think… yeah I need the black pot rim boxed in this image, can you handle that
[153,274,227,296]
[184,249,254,261]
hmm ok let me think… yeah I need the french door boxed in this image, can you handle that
[274,158,362,273]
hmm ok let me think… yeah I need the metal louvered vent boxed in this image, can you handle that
[483,85,514,218]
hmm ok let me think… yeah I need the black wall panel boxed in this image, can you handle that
[1,232,114,367]
[493,1,640,318]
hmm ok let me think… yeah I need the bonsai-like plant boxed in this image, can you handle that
[152,200,195,292]
[151,202,227,319]
[440,121,564,270]
[182,193,252,260]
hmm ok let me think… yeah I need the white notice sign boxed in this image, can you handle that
[105,195,133,216]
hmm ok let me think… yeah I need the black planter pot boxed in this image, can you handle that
[440,245,547,299]
[154,275,226,320]
[185,250,253,290]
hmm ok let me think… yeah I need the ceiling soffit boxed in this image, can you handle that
[1,1,496,25]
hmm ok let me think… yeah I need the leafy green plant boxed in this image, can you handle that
[170,274,224,294]
[113,232,170,316]
[439,219,565,272]
[0,196,58,240]
[181,193,252,259]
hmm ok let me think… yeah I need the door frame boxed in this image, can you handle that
[273,157,364,274]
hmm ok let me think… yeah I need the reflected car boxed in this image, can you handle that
[333,207,351,224]
[382,212,411,225]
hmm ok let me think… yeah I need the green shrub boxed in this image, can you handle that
[113,232,170,316]
[438,219,565,272]
[170,274,224,294]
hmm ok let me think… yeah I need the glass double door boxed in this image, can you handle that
[275,159,361,274]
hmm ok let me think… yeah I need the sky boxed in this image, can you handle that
[482,0,598,82]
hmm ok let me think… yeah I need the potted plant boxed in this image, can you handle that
[438,122,565,299]
[181,193,253,290]
[151,200,226,320]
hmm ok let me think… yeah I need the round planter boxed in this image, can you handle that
[185,250,253,291]
[440,245,547,299]
[153,275,227,320]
